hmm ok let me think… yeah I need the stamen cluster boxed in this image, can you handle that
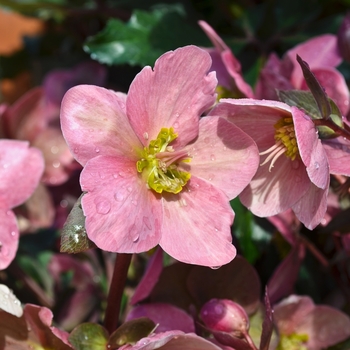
[136,128,191,194]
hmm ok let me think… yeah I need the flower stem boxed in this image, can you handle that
[313,118,350,140]
[104,253,132,334]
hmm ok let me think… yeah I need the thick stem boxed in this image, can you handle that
[104,253,132,334]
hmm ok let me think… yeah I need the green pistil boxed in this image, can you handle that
[276,333,309,350]
[136,127,191,194]
[274,117,299,161]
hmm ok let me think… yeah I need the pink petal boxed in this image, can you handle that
[126,303,195,333]
[198,21,229,52]
[0,140,44,209]
[32,128,77,186]
[206,49,232,89]
[60,85,141,166]
[285,34,342,88]
[296,306,350,350]
[300,67,350,116]
[292,182,328,230]
[292,107,329,189]
[185,116,259,199]
[80,155,162,253]
[131,247,163,305]
[126,46,217,147]
[239,155,310,216]
[0,209,19,270]
[322,139,350,176]
[159,176,236,267]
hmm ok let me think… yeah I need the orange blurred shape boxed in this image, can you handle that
[0,9,44,55]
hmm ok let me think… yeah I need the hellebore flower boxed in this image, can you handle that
[273,295,350,350]
[210,98,350,229]
[256,34,350,117]
[60,45,259,267]
[0,140,44,270]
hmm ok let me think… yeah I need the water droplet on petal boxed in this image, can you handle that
[143,216,152,230]
[50,146,59,154]
[314,162,320,170]
[210,154,216,161]
[132,233,139,242]
[210,265,221,270]
[131,199,138,206]
[10,231,16,237]
[174,122,179,128]
[96,200,111,214]
[73,147,79,154]
[114,191,124,202]
[127,186,132,192]
[52,161,60,168]
[113,174,118,178]
[95,147,100,153]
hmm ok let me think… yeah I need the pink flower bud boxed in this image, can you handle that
[338,13,350,62]
[200,299,249,336]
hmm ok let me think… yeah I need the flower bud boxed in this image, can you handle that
[338,13,350,62]
[200,299,249,336]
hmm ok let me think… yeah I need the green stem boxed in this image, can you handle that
[104,253,132,334]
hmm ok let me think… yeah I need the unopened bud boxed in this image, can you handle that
[338,13,350,62]
[200,299,249,336]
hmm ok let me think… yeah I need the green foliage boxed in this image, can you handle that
[84,4,208,67]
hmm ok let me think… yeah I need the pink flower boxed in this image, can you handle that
[211,98,350,229]
[256,34,350,117]
[0,140,44,270]
[273,295,350,350]
[60,45,259,267]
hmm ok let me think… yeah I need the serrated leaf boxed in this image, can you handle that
[108,317,156,349]
[83,5,207,67]
[69,323,109,350]
[60,193,96,254]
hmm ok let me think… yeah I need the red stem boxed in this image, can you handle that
[104,253,132,334]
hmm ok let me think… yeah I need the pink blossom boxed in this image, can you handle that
[210,98,350,229]
[60,45,259,267]
[256,34,350,117]
[273,295,350,350]
[0,140,44,270]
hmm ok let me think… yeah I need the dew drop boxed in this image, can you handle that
[210,266,221,270]
[10,231,16,237]
[143,216,152,230]
[179,199,187,207]
[291,160,300,169]
[95,147,100,153]
[113,174,118,178]
[131,199,138,206]
[210,154,216,161]
[175,113,180,117]
[52,161,60,168]
[50,146,59,154]
[114,191,124,202]
[99,172,106,179]
[132,233,140,242]
[96,200,111,215]
[314,162,320,170]
[143,132,149,140]
[73,147,79,154]
[127,186,132,192]
[141,339,150,345]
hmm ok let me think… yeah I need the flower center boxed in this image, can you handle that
[136,128,191,194]
[260,117,300,171]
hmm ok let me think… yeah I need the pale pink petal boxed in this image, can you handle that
[273,295,315,335]
[0,140,44,209]
[80,155,162,253]
[221,50,254,98]
[198,21,229,52]
[131,247,163,305]
[300,67,350,116]
[184,116,259,199]
[295,306,350,350]
[285,34,342,87]
[292,182,328,230]
[239,155,310,216]
[159,176,235,267]
[322,139,350,176]
[206,49,232,89]
[0,209,19,270]
[126,46,217,147]
[126,303,195,333]
[60,85,142,166]
[32,128,77,186]
[212,99,292,151]
[292,107,329,189]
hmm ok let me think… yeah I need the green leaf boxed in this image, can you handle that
[60,193,96,254]
[108,317,156,349]
[69,323,109,350]
[83,5,207,67]
[277,89,344,138]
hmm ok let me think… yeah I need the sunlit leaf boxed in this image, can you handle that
[69,323,109,350]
